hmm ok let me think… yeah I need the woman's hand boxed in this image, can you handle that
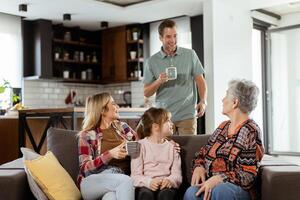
[195,175,223,200]
[160,178,172,190]
[169,140,181,153]
[150,178,162,191]
[191,166,206,186]
[108,142,127,159]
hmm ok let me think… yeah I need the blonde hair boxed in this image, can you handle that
[81,92,111,132]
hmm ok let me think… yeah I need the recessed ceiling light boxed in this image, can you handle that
[19,4,27,12]
[63,14,71,21]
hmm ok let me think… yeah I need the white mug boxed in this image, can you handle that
[166,67,177,80]
[63,70,69,79]
[130,51,137,59]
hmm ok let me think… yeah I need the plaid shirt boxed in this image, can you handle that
[77,121,138,187]
[192,119,264,199]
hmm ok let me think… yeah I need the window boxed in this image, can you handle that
[0,13,22,109]
[252,21,269,150]
[267,25,300,154]
[0,13,22,88]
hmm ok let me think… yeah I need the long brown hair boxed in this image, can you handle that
[81,92,111,132]
[136,107,171,139]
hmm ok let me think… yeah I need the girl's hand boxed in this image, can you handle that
[191,166,206,186]
[150,178,162,191]
[160,178,172,189]
[195,175,223,200]
[169,140,181,153]
[108,142,127,159]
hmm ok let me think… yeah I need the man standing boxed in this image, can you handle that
[143,19,207,135]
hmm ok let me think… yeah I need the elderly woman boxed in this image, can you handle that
[184,79,264,200]
[77,93,138,200]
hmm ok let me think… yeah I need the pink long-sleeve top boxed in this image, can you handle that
[131,138,182,189]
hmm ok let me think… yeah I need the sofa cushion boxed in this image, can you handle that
[24,151,81,200]
[21,147,48,200]
[47,127,79,182]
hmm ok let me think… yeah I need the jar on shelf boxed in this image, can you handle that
[92,52,98,63]
[87,69,93,80]
[73,51,79,61]
[64,31,71,41]
[79,51,84,62]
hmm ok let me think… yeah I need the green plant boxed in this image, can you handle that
[0,79,10,94]
[0,79,21,104]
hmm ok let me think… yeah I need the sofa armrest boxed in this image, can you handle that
[261,165,300,200]
[0,158,33,200]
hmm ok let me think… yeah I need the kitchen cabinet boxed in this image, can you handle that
[126,24,144,81]
[101,26,127,82]
[52,25,101,81]
[22,19,102,83]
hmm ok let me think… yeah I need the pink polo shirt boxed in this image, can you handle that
[130,138,182,189]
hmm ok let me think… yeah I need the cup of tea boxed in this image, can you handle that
[125,141,140,158]
[166,67,177,80]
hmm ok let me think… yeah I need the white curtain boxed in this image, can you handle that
[0,13,22,88]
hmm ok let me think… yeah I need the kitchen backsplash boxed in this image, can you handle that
[23,79,145,108]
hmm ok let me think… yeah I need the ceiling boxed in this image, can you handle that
[264,1,300,16]
[0,0,203,30]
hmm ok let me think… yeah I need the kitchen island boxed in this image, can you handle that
[0,107,146,164]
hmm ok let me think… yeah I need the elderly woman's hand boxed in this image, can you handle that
[191,166,206,186]
[195,175,223,200]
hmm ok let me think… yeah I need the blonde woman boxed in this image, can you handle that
[77,93,138,200]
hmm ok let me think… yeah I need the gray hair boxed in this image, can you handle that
[227,79,259,114]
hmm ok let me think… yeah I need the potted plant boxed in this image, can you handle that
[0,79,21,110]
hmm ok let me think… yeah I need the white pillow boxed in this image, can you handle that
[21,147,48,200]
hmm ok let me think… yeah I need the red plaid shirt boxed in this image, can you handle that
[77,121,138,187]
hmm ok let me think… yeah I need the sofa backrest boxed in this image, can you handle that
[47,128,211,187]
[47,127,79,182]
[169,135,210,190]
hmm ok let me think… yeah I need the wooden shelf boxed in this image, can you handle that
[60,78,103,84]
[127,39,144,44]
[54,59,100,65]
[127,77,142,81]
[128,58,144,62]
[53,38,100,48]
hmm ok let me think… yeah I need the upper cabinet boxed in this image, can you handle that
[52,25,101,82]
[23,19,102,83]
[126,24,144,81]
[101,26,127,82]
[22,19,148,84]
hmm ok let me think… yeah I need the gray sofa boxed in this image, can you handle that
[1,127,300,200]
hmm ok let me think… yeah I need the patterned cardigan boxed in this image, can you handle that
[77,121,138,187]
[192,119,264,198]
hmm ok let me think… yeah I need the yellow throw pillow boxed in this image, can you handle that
[24,151,81,200]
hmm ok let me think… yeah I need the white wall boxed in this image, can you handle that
[202,0,300,133]
[203,0,253,133]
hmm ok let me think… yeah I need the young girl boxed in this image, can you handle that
[77,92,138,200]
[131,107,182,200]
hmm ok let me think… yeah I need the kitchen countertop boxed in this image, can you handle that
[0,107,147,119]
